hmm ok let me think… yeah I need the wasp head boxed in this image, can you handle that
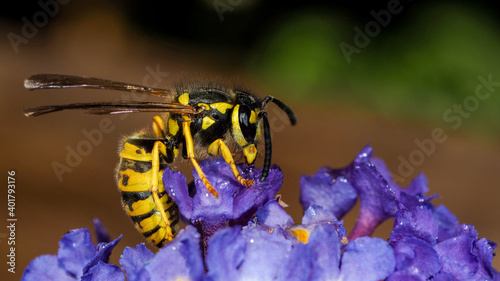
[231,92,296,182]
[231,92,261,167]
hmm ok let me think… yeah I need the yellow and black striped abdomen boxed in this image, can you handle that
[116,137,179,247]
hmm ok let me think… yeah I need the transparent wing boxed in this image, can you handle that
[24,74,174,97]
[23,101,198,117]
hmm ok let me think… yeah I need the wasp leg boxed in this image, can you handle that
[182,119,219,198]
[152,115,166,138]
[208,139,253,186]
[150,140,174,241]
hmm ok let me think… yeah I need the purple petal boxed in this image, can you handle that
[346,145,438,239]
[386,271,426,281]
[256,198,294,228]
[92,217,110,244]
[370,157,401,193]
[349,157,398,239]
[137,225,204,281]
[204,227,245,281]
[397,173,437,208]
[299,169,357,220]
[231,164,283,222]
[372,157,429,200]
[81,261,124,281]
[389,206,438,246]
[390,237,441,279]
[57,228,97,278]
[206,224,293,281]
[339,237,396,281]
[163,167,193,219]
[432,272,454,281]
[474,238,497,279]
[300,145,400,240]
[119,244,155,280]
[433,205,459,242]
[276,224,341,281]
[166,157,283,245]
[167,157,283,223]
[236,225,294,280]
[21,255,75,281]
[435,224,497,280]
[353,144,373,165]
[190,158,240,222]
[402,173,429,198]
[301,204,337,225]
[82,235,122,276]
[373,156,439,211]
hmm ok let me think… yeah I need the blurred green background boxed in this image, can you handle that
[1,0,499,279]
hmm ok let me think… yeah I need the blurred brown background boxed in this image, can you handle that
[1,0,499,279]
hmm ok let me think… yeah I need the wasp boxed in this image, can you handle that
[24,74,296,247]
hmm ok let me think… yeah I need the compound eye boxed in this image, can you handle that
[239,105,256,142]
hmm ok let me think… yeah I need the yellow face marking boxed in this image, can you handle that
[211,102,234,114]
[168,118,179,136]
[249,110,257,123]
[202,116,216,130]
[255,121,261,140]
[243,144,257,165]
[178,93,190,105]
[231,104,248,147]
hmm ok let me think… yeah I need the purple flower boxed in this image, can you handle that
[164,157,283,246]
[300,145,436,240]
[433,204,460,242]
[204,219,393,281]
[205,224,293,280]
[276,224,343,281]
[435,224,498,280]
[255,197,294,228]
[390,205,439,245]
[119,244,155,281]
[339,236,396,281]
[388,202,498,280]
[22,146,499,280]
[120,225,204,281]
[299,168,357,220]
[22,224,123,281]
[389,237,442,280]
[278,223,394,281]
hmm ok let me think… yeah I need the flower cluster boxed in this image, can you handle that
[22,145,499,281]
